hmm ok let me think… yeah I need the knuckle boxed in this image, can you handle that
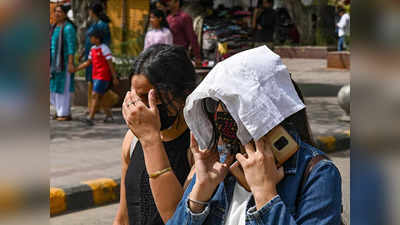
[256,152,265,161]
[264,153,273,160]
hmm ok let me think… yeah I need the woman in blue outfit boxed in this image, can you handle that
[81,2,114,117]
[50,3,76,121]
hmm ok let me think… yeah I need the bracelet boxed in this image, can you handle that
[148,167,172,179]
[188,197,209,206]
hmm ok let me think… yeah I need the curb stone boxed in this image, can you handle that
[50,178,121,217]
[315,131,350,153]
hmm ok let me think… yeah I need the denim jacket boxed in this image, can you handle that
[166,133,342,225]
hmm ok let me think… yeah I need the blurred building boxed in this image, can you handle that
[106,0,149,56]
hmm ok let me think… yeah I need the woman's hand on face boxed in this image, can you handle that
[189,134,233,202]
[236,139,284,209]
[122,89,161,144]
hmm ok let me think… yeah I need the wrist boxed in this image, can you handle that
[190,181,214,203]
[252,187,277,210]
[188,197,207,213]
[140,133,162,148]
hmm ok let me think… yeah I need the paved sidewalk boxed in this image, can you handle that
[50,107,128,187]
[282,58,350,85]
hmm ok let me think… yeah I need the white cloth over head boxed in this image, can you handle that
[183,45,305,150]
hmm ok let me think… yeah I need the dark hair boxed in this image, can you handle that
[56,3,77,29]
[130,44,196,106]
[151,0,167,10]
[88,28,104,43]
[89,2,111,23]
[150,9,169,29]
[258,0,273,8]
[281,78,314,146]
[202,78,314,148]
[337,6,346,14]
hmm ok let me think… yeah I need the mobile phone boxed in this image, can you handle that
[229,125,299,192]
[265,125,299,167]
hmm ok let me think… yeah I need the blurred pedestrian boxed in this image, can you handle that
[81,2,119,119]
[50,3,76,121]
[165,0,202,66]
[336,6,350,51]
[144,9,173,50]
[74,29,119,126]
[252,0,276,44]
[113,44,196,225]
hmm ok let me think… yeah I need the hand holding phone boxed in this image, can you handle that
[229,125,299,192]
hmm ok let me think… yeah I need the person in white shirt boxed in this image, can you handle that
[336,7,350,51]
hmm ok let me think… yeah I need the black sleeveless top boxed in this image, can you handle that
[125,129,191,225]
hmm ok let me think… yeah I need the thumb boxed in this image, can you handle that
[148,89,157,111]
[190,133,200,154]
[235,153,246,166]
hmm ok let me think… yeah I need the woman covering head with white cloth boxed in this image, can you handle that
[166,46,343,225]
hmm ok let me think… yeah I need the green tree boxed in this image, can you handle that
[283,0,336,45]
[283,0,316,45]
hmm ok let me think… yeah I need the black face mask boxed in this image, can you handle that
[158,104,178,130]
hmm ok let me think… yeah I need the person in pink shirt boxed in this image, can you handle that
[164,0,201,66]
[144,9,173,50]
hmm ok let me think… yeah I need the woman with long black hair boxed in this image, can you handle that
[50,3,77,121]
[113,44,196,225]
[144,9,173,50]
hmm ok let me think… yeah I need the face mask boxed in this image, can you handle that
[158,104,177,130]
[214,112,240,155]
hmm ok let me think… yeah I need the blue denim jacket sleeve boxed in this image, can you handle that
[246,160,342,225]
[166,175,211,225]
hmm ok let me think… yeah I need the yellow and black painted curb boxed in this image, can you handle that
[50,177,120,217]
[315,130,350,153]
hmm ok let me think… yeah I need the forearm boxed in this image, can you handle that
[117,165,129,216]
[247,162,342,225]
[75,61,91,71]
[141,136,185,223]
[184,18,201,60]
[191,38,201,60]
[165,176,211,225]
[68,55,74,65]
